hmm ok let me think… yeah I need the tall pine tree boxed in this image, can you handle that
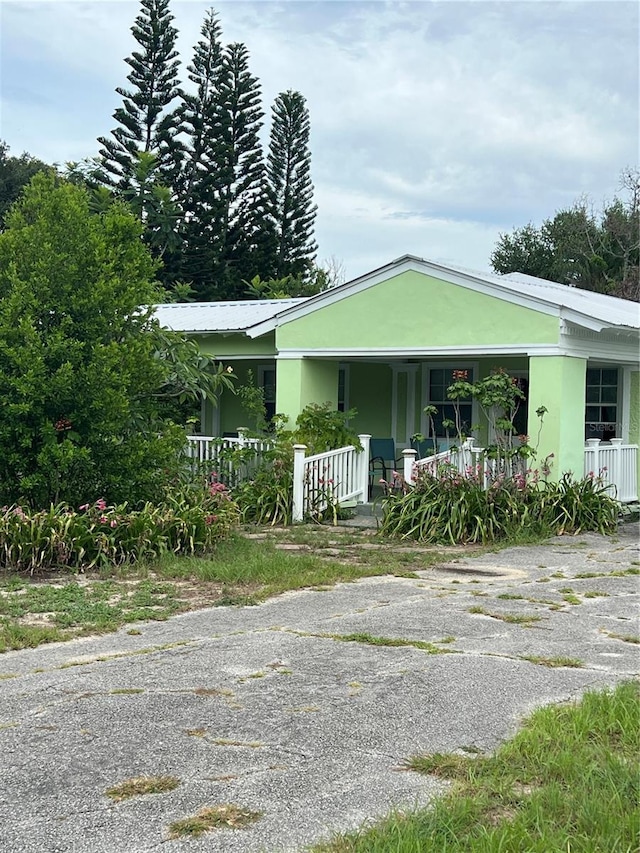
[98,0,183,191]
[265,90,317,279]
[179,9,227,293]
[214,42,266,299]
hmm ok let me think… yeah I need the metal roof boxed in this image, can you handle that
[155,257,639,337]
[154,298,307,333]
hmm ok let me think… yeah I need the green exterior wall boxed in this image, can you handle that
[276,271,559,350]
[275,359,339,427]
[527,356,587,480]
[348,363,393,438]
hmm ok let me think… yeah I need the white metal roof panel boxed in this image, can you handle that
[154,298,308,333]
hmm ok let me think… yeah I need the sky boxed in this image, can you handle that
[1,0,638,281]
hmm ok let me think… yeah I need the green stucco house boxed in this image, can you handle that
[157,255,640,501]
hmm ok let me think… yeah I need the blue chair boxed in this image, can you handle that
[410,437,436,459]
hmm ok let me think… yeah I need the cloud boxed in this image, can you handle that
[1,0,637,275]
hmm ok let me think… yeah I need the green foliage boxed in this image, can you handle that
[244,267,334,299]
[0,173,195,507]
[228,402,361,525]
[0,141,50,229]
[233,446,295,526]
[379,469,619,544]
[0,485,238,572]
[491,169,639,301]
[294,403,362,456]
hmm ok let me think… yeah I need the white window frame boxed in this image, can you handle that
[585,364,621,443]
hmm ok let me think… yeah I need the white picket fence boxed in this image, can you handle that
[404,437,638,503]
[187,432,372,521]
[186,432,273,487]
[584,439,638,503]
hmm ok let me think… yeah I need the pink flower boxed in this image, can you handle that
[95,498,107,511]
[99,515,108,523]
[205,514,217,525]
[78,503,89,511]
[110,519,117,528]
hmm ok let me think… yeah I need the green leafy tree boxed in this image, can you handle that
[265,90,317,280]
[0,141,50,229]
[491,170,639,301]
[0,173,206,507]
[97,0,183,192]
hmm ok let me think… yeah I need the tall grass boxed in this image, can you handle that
[314,682,639,853]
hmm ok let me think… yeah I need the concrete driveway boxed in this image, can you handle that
[1,523,638,852]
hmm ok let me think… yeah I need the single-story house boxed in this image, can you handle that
[156,254,640,499]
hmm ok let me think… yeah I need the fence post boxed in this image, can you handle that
[609,438,623,498]
[237,427,248,448]
[357,434,371,502]
[292,444,307,523]
[585,438,600,478]
[403,448,417,486]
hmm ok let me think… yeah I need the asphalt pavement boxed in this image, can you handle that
[1,523,638,852]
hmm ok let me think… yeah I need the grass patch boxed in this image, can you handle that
[468,606,542,624]
[105,775,180,802]
[168,804,262,838]
[313,682,639,852]
[521,655,584,668]
[312,631,458,655]
[603,631,640,645]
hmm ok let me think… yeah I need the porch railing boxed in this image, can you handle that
[403,437,638,503]
[404,438,500,488]
[292,435,371,522]
[186,431,273,487]
[584,439,638,503]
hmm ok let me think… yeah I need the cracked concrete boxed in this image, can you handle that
[1,523,638,852]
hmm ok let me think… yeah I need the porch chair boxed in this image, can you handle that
[369,438,405,491]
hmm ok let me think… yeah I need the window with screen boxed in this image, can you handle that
[585,368,618,441]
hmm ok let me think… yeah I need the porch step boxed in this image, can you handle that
[334,501,383,529]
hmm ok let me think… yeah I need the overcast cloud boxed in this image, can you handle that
[1,0,638,280]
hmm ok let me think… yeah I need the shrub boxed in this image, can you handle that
[0,484,238,573]
[379,468,619,544]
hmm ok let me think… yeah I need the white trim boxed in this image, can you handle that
[391,363,419,448]
[275,344,562,359]
[208,353,278,361]
[621,366,632,443]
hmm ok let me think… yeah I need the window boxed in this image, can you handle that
[258,365,276,423]
[585,368,618,441]
[337,365,349,413]
[428,366,474,437]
